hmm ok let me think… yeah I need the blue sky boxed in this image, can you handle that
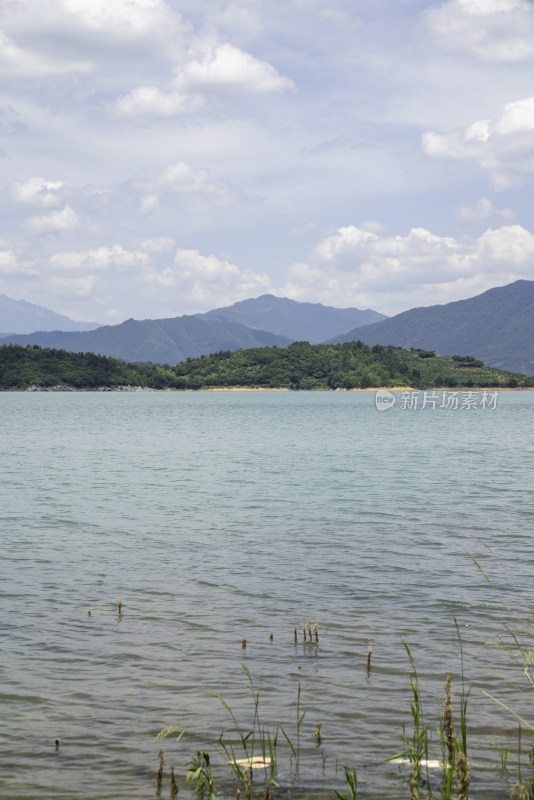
[1,0,534,323]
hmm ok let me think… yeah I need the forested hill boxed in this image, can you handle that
[1,342,532,391]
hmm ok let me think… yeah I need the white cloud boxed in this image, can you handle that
[281,224,534,314]
[142,248,273,310]
[112,86,202,119]
[0,0,190,91]
[134,236,175,253]
[60,0,175,38]
[456,197,514,222]
[112,40,294,119]
[138,194,160,215]
[359,220,386,234]
[25,205,79,234]
[1,0,184,57]
[426,0,534,62]
[0,29,91,78]
[10,177,65,207]
[174,42,294,94]
[49,245,151,273]
[103,307,125,321]
[422,95,534,188]
[135,161,240,212]
[0,249,19,276]
[46,274,97,298]
[205,1,264,41]
[6,244,153,302]
[320,8,361,28]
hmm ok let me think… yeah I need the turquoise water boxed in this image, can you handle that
[1,391,533,799]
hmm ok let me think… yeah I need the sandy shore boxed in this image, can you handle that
[199,385,532,392]
[198,386,291,392]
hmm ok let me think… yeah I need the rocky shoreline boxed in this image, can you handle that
[22,384,158,392]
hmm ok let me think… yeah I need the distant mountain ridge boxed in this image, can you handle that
[3,283,532,373]
[0,293,386,364]
[0,316,291,364]
[0,294,100,335]
[330,280,534,374]
[198,294,387,343]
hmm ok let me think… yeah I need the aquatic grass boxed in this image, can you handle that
[388,641,431,799]
[335,766,358,800]
[157,725,187,743]
[207,663,280,791]
[186,750,215,798]
[454,620,471,770]
[491,740,510,774]
[281,681,306,777]
[151,590,534,800]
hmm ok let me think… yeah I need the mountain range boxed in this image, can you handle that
[197,294,385,342]
[0,294,100,337]
[331,280,534,374]
[0,316,291,364]
[0,295,385,364]
[1,281,533,374]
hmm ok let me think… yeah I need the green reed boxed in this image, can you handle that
[335,766,358,800]
[388,641,431,800]
[281,681,305,776]
[491,740,510,774]
[186,750,215,798]
[207,662,280,792]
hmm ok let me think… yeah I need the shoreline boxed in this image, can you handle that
[5,384,534,393]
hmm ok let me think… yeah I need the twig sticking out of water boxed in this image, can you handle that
[241,639,247,649]
[269,633,273,641]
[313,722,322,745]
[243,766,251,800]
[444,675,455,764]
[301,618,318,642]
[170,766,178,796]
[157,750,165,789]
[294,627,297,643]
[55,738,61,750]
[367,646,372,671]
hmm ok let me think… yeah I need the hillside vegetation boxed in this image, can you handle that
[1,342,532,391]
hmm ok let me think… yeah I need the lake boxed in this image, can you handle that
[1,390,533,799]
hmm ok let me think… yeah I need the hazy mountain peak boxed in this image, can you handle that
[199,294,387,343]
[0,294,101,335]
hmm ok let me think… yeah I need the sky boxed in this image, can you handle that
[2,0,534,323]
